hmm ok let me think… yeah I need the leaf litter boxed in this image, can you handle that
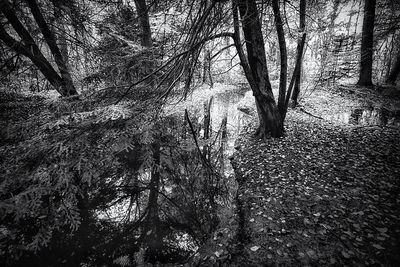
[228,86,400,266]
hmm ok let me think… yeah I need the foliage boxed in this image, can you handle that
[0,84,231,265]
[90,4,158,86]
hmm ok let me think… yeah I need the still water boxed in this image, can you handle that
[326,107,400,126]
[98,84,252,264]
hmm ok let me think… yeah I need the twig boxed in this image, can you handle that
[298,108,324,120]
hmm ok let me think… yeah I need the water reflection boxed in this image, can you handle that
[350,108,400,126]
[208,89,252,173]
[328,107,400,126]
[97,86,251,264]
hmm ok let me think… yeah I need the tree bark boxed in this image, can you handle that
[53,4,69,70]
[272,0,287,117]
[202,49,213,86]
[284,34,306,120]
[386,49,400,84]
[291,0,306,108]
[0,0,77,96]
[233,0,283,138]
[27,0,77,96]
[0,23,62,91]
[145,142,162,262]
[134,0,153,48]
[203,97,212,160]
[357,0,376,86]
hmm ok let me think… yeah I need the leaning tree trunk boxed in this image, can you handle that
[233,0,283,138]
[53,4,69,70]
[291,0,306,108]
[27,0,77,96]
[357,0,376,86]
[272,0,287,118]
[386,49,400,84]
[0,24,60,88]
[0,0,77,96]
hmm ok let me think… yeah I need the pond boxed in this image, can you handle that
[327,107,400,126]
[184,86,252,172]
[98,84,252,264]
[151,85,252,263]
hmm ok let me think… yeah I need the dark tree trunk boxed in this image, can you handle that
[53,5,69,70]
[272,0,287,117]
[0,24,62,92]
[219,116,227,174]
[386,49,400,84]
[145,142,162,262]
[0,0,77,96]
[27,0,77,96]
[291,0,306,108]
[202,49,213,86]
[357,0,376,86]
[134,0,153,48]
[203,97,212,159]
[233,0,283,138]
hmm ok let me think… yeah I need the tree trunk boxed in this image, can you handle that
[134,0,153,48]
[53,5,69,70]
[202,49,213,86]
[386,49,400,84]
[219,116,227,174]
[0,0,77,96]
[203,97,212,160]
[272,0,287,117]
[233,0,283,138]
[0,24,62,91]
[291,0,306,108]
[357,0,376,86]
[27,0,77,96]
[145,142,162,262]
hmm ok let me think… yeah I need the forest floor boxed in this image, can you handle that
[196,84,400,266]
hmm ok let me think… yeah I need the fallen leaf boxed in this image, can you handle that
[372,244,385,250]
[376,227,388,233]
[306,249,317,259]
[214,251,221,258]
[250,246,260,252]
[341,250,351,259]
